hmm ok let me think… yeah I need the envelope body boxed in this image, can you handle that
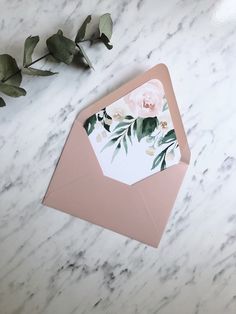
[43,64,190,247]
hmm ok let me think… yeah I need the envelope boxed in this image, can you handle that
[43,64,190,247]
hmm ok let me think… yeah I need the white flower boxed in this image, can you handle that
[124,79,165,118]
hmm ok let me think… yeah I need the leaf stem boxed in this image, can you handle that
[27,52,51,67]
[2,52,51,83]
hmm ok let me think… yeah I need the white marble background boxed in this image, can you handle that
[0,0,236,313]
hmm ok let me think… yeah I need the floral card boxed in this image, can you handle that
[84,79,181,185]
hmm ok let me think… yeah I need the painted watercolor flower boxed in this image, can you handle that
[106,101,133,121]
[158,111,173,134]
[124,79,165,118]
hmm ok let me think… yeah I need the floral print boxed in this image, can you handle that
[84,79,180,176]
[124,79,164,118]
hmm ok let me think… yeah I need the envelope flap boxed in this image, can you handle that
[43,121,102,199]
[43,120,159,246]
[134,161,189,241]
[44,171,159,246]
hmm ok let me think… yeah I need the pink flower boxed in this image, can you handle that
[124,79,165,118]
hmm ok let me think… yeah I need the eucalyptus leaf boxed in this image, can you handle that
[23,35,39,67]
[0,13,114,107]
[99,13,113,50]
[100,34,113,50]
[23,67,57,76]
[47,54,60,63]
[46,30,76,65]
[75,15,92,43]
[76,43,94,69]
[0,54,22,86]
[0,83,26,97]
[0,97,6,107]
[57,30,63,36]
[99,13,113,40]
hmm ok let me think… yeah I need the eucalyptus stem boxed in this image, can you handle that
[0,13,113,107]
[2,52,51,83]
[27,52,51,67]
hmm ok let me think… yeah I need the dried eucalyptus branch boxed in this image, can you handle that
[0,13,113,108]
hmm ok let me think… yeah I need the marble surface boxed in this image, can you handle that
[0,0,236,313]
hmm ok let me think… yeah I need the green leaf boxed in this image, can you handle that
[123,136,128,154]
[84,114,97,135]
[99,13,113,40]
[76,43,94,69]
[151,151,165,170]
[113,128,126,136]
[135,118,143,141]
[75,15,92,43]
[23,35,39,67]
[99,13,113,50]
[136,117,158,142]
[104,110,112,119]
[100,34,113,50]
[133,119,137,136]
[111,142,121,162]
[95,108,112,132]
[0,54,22,86]
[161,159,166,171]
[161,129,176,144]
[101,136,120,152]
[23,67,57,76]
[125,115,134,120]
[0,97,6,107]
[127,126,132,144]
[102,122,111,132]
[0,83,26,97]
[46,30,76,65]
[113,120,133,131]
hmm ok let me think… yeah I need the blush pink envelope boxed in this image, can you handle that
[43,64,190,247]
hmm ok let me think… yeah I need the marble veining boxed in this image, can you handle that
[0,0,236,313]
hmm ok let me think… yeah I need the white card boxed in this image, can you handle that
[84,79,181,185]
